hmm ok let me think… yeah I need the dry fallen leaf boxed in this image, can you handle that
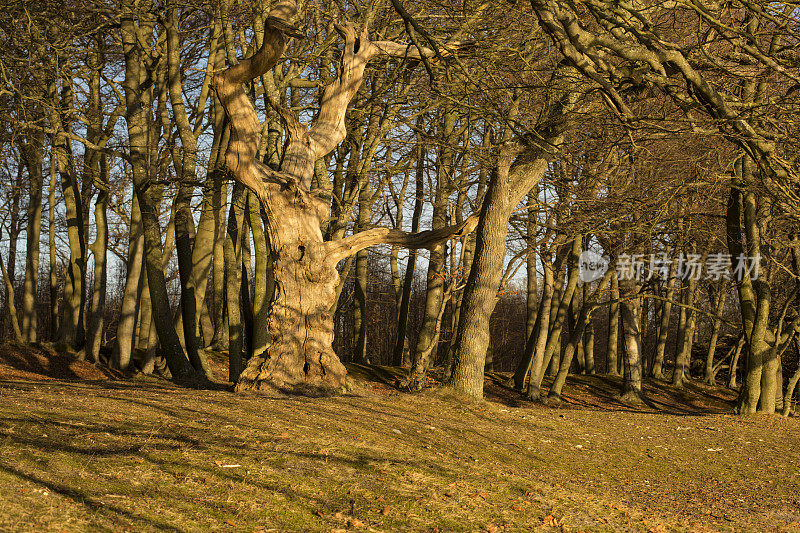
[348,518,365,528]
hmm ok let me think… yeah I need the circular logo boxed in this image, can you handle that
[579,250,609,283]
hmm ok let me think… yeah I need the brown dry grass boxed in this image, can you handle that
[0,346,798,532]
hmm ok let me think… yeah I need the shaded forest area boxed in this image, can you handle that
[3,0,800,411]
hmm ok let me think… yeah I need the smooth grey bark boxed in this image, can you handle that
[113,195,144,370]
[121,4,196,380]
[528,238,581,400]
[224,184,246,382]
[248,192,274,357]
[620,278,646,404]
[48,150,59,339]
[19,131,44,343]
[549,269,613,399]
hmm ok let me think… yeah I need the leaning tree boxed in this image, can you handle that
[214,0,476,394]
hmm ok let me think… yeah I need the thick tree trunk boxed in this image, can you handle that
[215,2,475,393]
[450,148,516,400]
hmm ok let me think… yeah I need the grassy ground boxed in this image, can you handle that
[0,347,798,532]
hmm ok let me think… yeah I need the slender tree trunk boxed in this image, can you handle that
[211,179,230,351]
[121,6,196,380]
[0,231,23,343]
[392,138,425,367]
[353,185,372,364]
[249,192,273,356]
[728,336,744,389]
[19,132,44,343]
[84,171,108,363]
[528,238,581,400]
[512,254,553,389]
[549,271,612,399]
[408,117,455,388]
[525,191,539,340]
[671,277,690,387]
[113,195,144,370]
[674,277,700,387]
[48,151,60,340]
[224,184,246,382]
[652,263,676,379]
[620,278,645,404]
[704,287,727,385]
[584,298,596,375]
[51,76,87,350]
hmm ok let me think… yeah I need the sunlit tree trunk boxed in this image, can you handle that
[121,3,196,380]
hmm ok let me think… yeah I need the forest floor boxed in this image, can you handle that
[0,344,798,532]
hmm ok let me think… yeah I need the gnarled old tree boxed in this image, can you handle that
[214,0,476,394]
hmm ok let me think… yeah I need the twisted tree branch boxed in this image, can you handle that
[326,215,479,263]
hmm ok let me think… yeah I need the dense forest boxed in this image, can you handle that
[1,0,800,416]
